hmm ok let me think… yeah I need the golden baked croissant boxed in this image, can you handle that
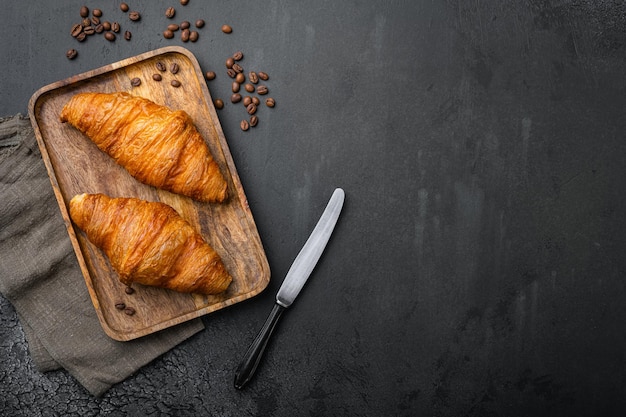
[69,193,232,295]
[60,92,228,203]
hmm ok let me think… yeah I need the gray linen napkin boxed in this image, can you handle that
[0,115,205,397]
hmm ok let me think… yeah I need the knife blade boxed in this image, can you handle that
[234,187,345,389]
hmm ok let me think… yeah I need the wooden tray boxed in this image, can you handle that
[28,46,270,341]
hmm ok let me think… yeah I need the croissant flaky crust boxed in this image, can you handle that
[60,92,228,203]
[69,193,232,295]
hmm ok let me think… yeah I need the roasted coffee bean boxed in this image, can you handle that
[102,21,111,31]
[130,77,141,87]
[124,30,132,40]
[125,286,135,294]
[129,11,141,21]
[104,31,116,41]
[66,49,78,60]
[258,71,269,81]
[226,68,236,78]
[265,97,276,107]
[152,73,162,81]
[205,71,216,80]
[252,96,260,106]
[225,57,234,69]
[214,98,224,109]
[93,8,102,17]
[124,306,136,316]
[71,24,83,37]
[76,32,87,42]
[231,82,240,93]
[95,24,104,33]
[156,61,167,72]
[256,85,268,95]
[171,80,182,88]
[170,63,180,74]
[250,115,258,127]
[180,21,191,30]
[79,6,89,18]
[91,16,100,26]
[83,26,95,35]
[181,28,190,42]
[231,93,242,103]
[189,31,199,42]
[240,120,249,131]
[243,96,253,106]
[232,63,243,73]
[244,83,255,93]
[248,71,258,84]
[120,3,129,12]
[165,7,176,18]
[234,73,244,84]
[112,22,120,33]
[246,103,257,115]
[233,51,243,61]
[221,24,232,34]
[115,302,126,310]
[180,0,189,5]
[167,23,179,31]
[82,18,91,27]
[163,29,174,39]
[195,19,205,28]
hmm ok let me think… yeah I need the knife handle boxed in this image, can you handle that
[234,303,285,389]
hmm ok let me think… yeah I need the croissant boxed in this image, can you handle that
[60,92,228,203]
[69,193,232,295]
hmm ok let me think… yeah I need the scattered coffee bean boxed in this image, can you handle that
[181,28,190,42]
[258,71,269,81]
[130,77,141,87]
[82,18,92,28]
[246,103,257,115]
[163,29,174,39]
[180,21,191,30]
[171,80,182,88]
[167,23,179,31]
[214,98,224,109]
[205,71,216,80]
[170,63,180,74]
[112,22,120,33]
[129,11,141,21]
[180,0,189,4]
[156,61,167,72]
[265,97,276,107]
[252,96,260,106]
[243,96,252,106]
[120,3,129,12]
[233,51,243,61]
[124,306,136,316]
[226,68,236,78]
[249,71,258,84]
[71,24,82,37]
[221,24,232,34]
[91,16,100,26]
[225,57,234,69]
[240,120,249,131]
[256,85,268,95]
[195,19,205,28]
[232,63,243,73]
[66,49,78,60]
[104,31,116,41]
[189,31,199,42]
[124,30,132,40]
[93,8,102,17]
[232,82,240,93]
[76,32,87,42]
[165,7,176,18]
[231,93,242,103]
[235,73,245,84]
[152,73,162,81]
[244,83,255,93]
[83,26,95,35]
[125,286,135,294]
[80,6,89,18]
[115,302,126,310]
[102,21,111,31]
[95,24,104,33]
[250,115,258,127]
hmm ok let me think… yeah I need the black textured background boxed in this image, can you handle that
[2,1,626,416]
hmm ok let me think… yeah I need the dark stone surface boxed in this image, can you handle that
[2,1,626,415]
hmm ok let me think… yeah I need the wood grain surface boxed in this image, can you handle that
[27,46,270,341]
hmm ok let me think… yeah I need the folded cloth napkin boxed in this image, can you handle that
[0,114,204,397]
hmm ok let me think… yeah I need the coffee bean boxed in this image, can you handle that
[120,3,129,12]
[71,23,83,37]
[256,85,268,95]
[124,306,136,316]
[91,16,100,26]
[170,63,180,74]
[129,11,141,21]
[233,51,243,61]
[232,63,243,73]
[258,71,269,81]
[124,30,132,40]
[112,22,120,33]
[130,77,141,87]
[82,18,91,28]
[180,21,191,30]
[102,21,111,31]
[242,96,252,106]
[265,97,276,107]
[125,286,135,294]
[244,83,255,93]
[248,71,258,84]
[180,0,189,4]
[246,103,257,115]
[225,57,234,69]
[205,71,216,80]
[214,98,224,109]
[83,26,95,35]
[231,93,242,103]
[104,31,116,41]
[156,61,167,72]
[80,6,89,18]
[226,68,236,78]
[66,49,78,60]
[95,24,104,33]
[76,32,87,42]
[167,23,179,31]
[232,82,240,93]
[115,302,126,310]
[171,80,182,88]
[195,19,205,28]
[189,31,199,42]
[250,115,258,127]
[252,96,260,106]
[152,73,162,81]
[93,8,102,17]
[240,120,250,131]
[163,29,174,39]
[165,7,176,18]
[221,24,232,34]
[181,28,190,42]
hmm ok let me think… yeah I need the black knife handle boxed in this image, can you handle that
[234,303,286,389]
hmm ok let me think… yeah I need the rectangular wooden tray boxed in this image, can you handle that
[28,46,270,341]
